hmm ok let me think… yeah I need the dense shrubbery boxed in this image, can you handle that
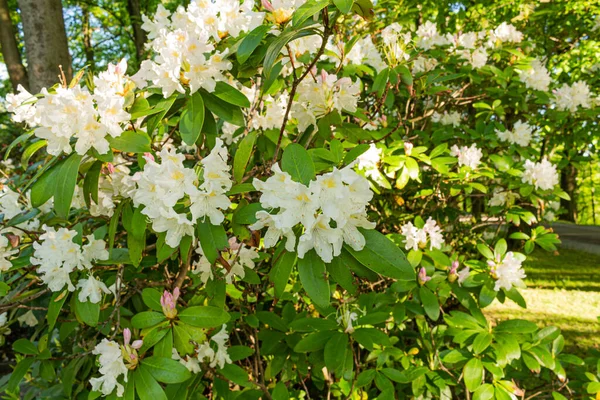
[1,0,600,399]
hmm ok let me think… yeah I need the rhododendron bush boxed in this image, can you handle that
[1,0,600,399]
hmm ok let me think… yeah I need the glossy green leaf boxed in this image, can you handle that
[297,250,330,309]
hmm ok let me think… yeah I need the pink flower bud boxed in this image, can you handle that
[131,340,143,349]
[161,289,178,319]
[261,0,275,11]
[106,163,116,174]
[143,152,155,162]
[123,328,131,346]
[449,260,459,275]
[418,267,431,285]
[228,237,241,251]
[404,142,413,156]
[320,69,328,84]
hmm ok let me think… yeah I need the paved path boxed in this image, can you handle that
[547,222,600,255]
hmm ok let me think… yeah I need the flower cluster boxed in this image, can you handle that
[522,159,559,191]
[489,252,526,291]
[554,81,592,112]
[6,60,133,156]
[131,139,232,248]
[292,71,360,132]
[90,336,131,397]
[450,144,483,169]
[519,58,551,92]
[134,1,263,97]
[488,188,519,207]
[330,36,387,73]
[193,237,259,284]
[400,217,445,251]
[31,225,109,297]
[432,111,461,126]
[251,163,374,263]
[496,120,533,147]
[196,324,232,369]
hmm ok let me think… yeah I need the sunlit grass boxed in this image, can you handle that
[485,248,600,355]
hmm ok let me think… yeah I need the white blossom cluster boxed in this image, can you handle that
[450,144,483,169]
[400,217,445,251]
[193,237,259,284]
[330,36,387,73]
[488,188,519,207]
[173,324,233,373]
[432,111,461,127]
[553,81,592,112]
[489,251,526,291]
[6,60,133,156]
[490,22,524,43]
[0,235,17,272]
[522,159,559,191]
[250,163,375,263]
[543,200,561,221]
[262,0,306,25]
[134,1,264,97]
[131,139,232,248]
[292,71,360,132]
[356,143,382,178]
[90,339,128,397]
[519,58,552,92]
[31,225,109,299]
[252,94,288,131]
[412,56,438,74]
[496,120,533,147]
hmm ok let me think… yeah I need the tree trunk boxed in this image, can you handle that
[17,0,72,93]
[560,164,578,222]
[0,0,29,91]
[82,3,94,70]
[127,0,146,66]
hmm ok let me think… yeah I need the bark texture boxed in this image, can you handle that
[560,163,578,222]
[0,0,29,91]
[127,0,146,65]
[17,0,72,93]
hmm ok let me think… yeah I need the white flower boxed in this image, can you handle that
[423,217,444,250]
[191,245,214,284]
[522,159,559,191]
[344,37,386,72]
[401,221,427,251]
[0,235,18,272]
[519,58,551,91]
[0,312,7,327]
[450,144,482,169]
[496,120,533,147]
[468,47,488,68]
[356,144,382,173]
[197,324,232,369]
[492,22,523,43]
[490,252,526,291]
[297,215,343,263]
[152,211,195,248]
[457,266,470,284]
[5,84,38,124]
[77,275,111,304]
[432,111,461,127]
[0,187,23,220]
[412,56,438,74]
[416,21,450,50]
[172,349,201,373]
[90,339,128,397]
[337,309,358,333]
[249,211,296,252]
[554,81,592,112]
[488,188,519,207]
[80,235,109,270]
[17,310,38,327]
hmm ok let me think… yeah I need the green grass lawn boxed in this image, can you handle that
[484,248,600,355]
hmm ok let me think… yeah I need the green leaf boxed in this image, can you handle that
[131,311,166,329]
[272,382,290,400]
[293,0,330,26]
[30,162,60,208]
[7,357,34,392]
[196,221,229,264]
[494,319,538,334]
[327,255,357,294]
[345,229,414,280]
[12,338,39,355]
[297,250,330,309]
[178,306,230,328]
[281,143,316,185]
[134,365,168,400]
[4,131,34,161]
[494,239,507,257]
[74,297,100,327]
[142,356,192,384]
[218,363,251,387]
[473,384,495,400]
[142,288,163,312]
[47,290,68,332]
[350,0,373,18]
[108,130,152,153]
[54,153,82,218]
[477,243,494,259]
[293,331,332,352]
[333,0,353,13]
[263,26,318,78]
[464,358,483,392]
[255,311,288,332]
[21,140,47,169]
[180,91,205,146]
[237,25,270,64]
[473,332,493,355]
[202,91,245,126]
[83,160,102,208]
[233,131,257,182]
[214,81,251,108]
[324,332,349,375]
[419,286,439,321]
[269,251,297,298]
